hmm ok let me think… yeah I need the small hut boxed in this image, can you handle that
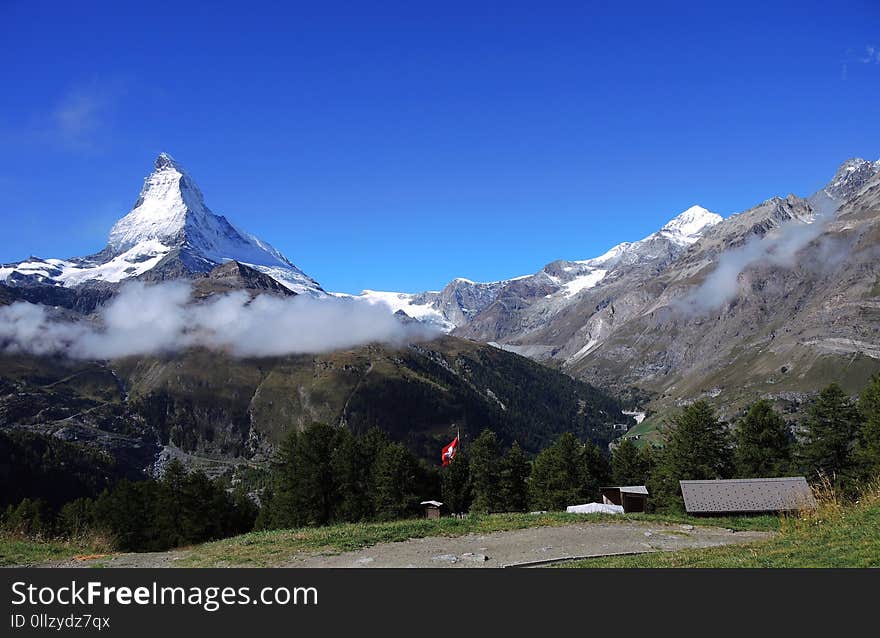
[420,500,443,519]
[600,485,649,513]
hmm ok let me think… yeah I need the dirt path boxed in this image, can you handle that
[283,522,769,567]
[40,521,771,568]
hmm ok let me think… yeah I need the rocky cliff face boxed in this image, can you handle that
[559,161,880,421]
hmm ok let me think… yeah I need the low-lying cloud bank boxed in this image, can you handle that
[677,208,838,314]
[0,282,439,359]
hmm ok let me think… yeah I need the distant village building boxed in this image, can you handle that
[600,486,649,513]
[679,477,817,515]
[420,500,443,519]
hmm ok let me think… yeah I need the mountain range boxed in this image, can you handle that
[360,157,880,432]
[0,154,628,476]
[2,152,879,468]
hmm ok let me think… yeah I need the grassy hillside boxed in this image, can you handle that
[622,350,880,446]
[0,535,109,567]
[117,337,628,459]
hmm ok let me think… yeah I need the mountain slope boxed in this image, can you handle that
[0,153,323,295]
[0,334,628,476]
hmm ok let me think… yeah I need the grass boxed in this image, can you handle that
[561,483,880,568]
[0,535,108,567]
[623,415,664,446]
[176,511,779,568]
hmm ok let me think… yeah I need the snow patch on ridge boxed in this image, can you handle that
[561,269,607,297]
[566,338,599,364]
[352,290,455,331]
[59,241,172,286]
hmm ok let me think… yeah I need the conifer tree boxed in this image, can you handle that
[441,453,471,515]
[371,442,420,520]
[0,498,52,538]
[650,401,732,512]
[581,440,611,500]
[58,498,96,539]
[799,384,860,487]
[612,438,651,486]
[226,486,259,536]
[856,375,880,478]
[331,428,371,522]
[264,429,300,529]
[500,442,530,512]
[269,422,340,527]
[154,459,190,548]
[529,432,587,510]
[93,480,156,551]
[179,470,226,542]
[469,429,503,513]
[733,399,792,478]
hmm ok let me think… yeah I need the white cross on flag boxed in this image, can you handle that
[441,436,459,467]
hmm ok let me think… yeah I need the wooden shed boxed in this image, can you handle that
[420,500,443,519]
[600,485,649,513]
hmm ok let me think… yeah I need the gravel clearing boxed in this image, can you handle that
[281,521,770,568]
[37,520,771,569]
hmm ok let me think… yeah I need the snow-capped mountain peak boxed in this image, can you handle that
[806,158,880,218]
[107,152,207,252]
[823,158,880,202]
[153,151,180,171]
[1,153,323,295]
[659,205,723,244]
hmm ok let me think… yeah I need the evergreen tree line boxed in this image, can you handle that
[253,424,614,520]
[440,430,612,514]
[0,459,257,551]
[256,423,439,528]
[442,377,880,515]
[0,429,127,510]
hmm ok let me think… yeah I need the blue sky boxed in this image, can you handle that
[1,1,878,294]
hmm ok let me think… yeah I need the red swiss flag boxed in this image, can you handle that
[441,436,459,467]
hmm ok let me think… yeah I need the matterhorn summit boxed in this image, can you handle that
[0,153,323,295]
[107,152,212,252]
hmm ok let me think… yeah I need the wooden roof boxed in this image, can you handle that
[679,477,816,514]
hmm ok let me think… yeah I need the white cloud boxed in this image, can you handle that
[676,209,835,314]
[858,45,880,64]
[0,282,439,359]
[24,81,122,151]
[53,90,107,147]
